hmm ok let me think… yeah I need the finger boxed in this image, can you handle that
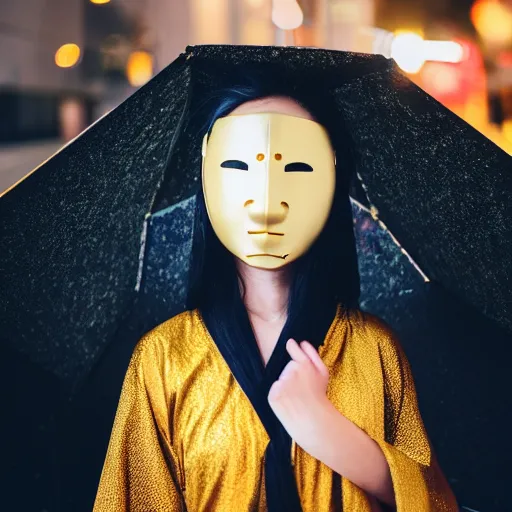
[279,360,300,381]
[268,380,283,404]
[286,338,309,364]
[300,341,329,376]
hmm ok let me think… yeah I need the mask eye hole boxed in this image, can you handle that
[284,162,313,172]
[221,159,249,171]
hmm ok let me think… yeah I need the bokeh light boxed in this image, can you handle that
[54,43,81,68]
[271,0,304,30]
[90,0,111,4]
[423,41,464,63]
[391,33,425,74]
[391,33,464,74]
[126,51,153,87]
[471,0,512,46]
[503,119,512,144]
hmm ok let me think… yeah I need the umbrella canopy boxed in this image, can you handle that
[1,44,510,384]
[1,45,511,511]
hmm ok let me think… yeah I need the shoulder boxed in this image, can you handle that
[347,310,415,392]
[130,309,202,371]
[343,308,406,368]
[344,309,399,346]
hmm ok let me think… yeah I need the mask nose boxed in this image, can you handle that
[245,199,289,227]
[244,154,289,229]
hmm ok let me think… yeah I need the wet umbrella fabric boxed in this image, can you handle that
[1,44,510,384]
[1,45,511,511]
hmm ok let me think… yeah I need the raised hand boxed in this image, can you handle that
[267,339,332,456]
[268,340,395,507]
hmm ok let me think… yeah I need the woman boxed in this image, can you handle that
[94,76,458,511]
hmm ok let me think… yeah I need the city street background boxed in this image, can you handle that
[2,3,512,512]
[1,0,512,193]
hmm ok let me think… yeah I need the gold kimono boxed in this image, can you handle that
[94,307,458,511]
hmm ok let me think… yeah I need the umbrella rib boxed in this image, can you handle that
[136,215,150,292]
[136,61,193,293]
[350,191,430,283]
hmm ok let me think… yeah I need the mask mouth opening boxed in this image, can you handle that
[247,231,284,236]
[246,253,289,260]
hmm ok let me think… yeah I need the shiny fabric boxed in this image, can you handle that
[94,307,457,511]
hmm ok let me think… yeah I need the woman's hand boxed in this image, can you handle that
[268,338,395,507]
[267,339,332,456]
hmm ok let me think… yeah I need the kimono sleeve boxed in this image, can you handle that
[373,319,459,512]
[93,337,185,512]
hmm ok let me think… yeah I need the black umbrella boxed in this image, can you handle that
[1,45,511,512]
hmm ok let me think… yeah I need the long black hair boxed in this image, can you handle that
[186,71,360,511]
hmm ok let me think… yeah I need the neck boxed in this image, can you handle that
[235,258,293,323]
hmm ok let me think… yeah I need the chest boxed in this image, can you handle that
[169,325,385,510]
[249,313,286,366]
[172,352,269,509]
[172,335,384,473]
[175,368,269,463]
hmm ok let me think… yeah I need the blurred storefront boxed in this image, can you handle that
[308,0,512,154]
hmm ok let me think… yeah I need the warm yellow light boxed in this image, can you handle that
[395,28,424,38]
[391,33,425,74]
[503,119,512,143]
[272,0,304,30]
[126,51,153,87]
[471,0,512,46]
[90,0,111,4]
[55,43,81,68]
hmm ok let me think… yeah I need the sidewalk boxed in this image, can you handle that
[0,139,63,195]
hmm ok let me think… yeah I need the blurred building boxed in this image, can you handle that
[0,0,377,148]
[0,0,142,145]
[1,0,511,149]
[125,0,376,72]
[0,0,90,143]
